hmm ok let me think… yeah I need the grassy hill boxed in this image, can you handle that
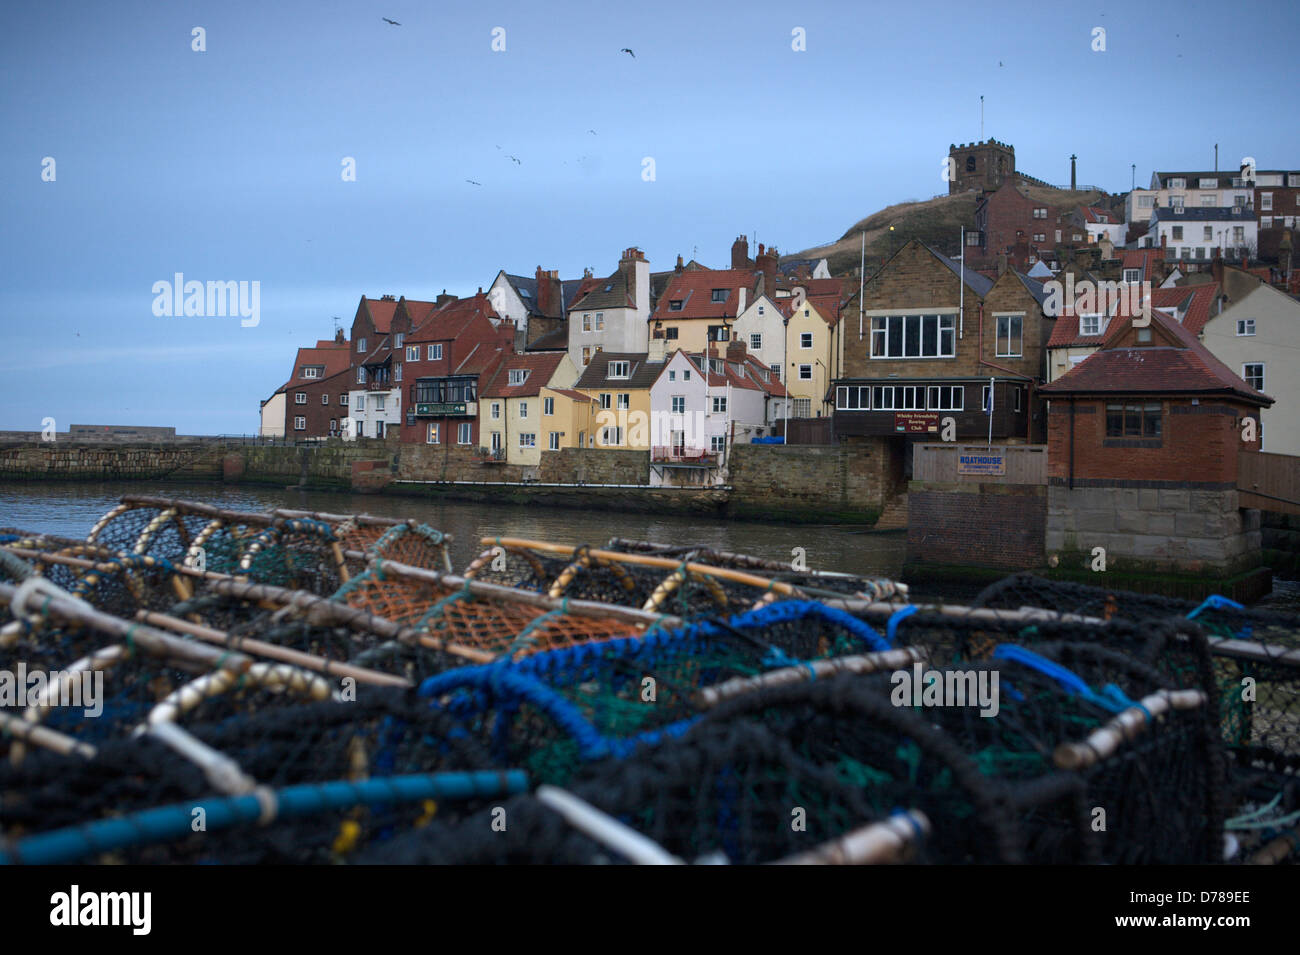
[789,184,1113,276]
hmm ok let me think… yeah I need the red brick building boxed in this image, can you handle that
[275,334,351,439]
[973,183,1085,270]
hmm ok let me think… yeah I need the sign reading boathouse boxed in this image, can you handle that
[894,412,940,434]
[957,451,1006,476]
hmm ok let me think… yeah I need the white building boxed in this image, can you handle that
[568,248,651,370]
[1149,206,1257,266]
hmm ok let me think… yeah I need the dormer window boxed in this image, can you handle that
[508,369,530,386]
[711,289,728,303]
[302,366,321,379]
[669,300,683,311]
[608,360,629,379]
[1080,313,1104,336]
[1122,269,1142,284]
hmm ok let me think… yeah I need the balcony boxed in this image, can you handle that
[414,400,476,418]
[477,446,506,463]
[364,378,392,391]
[652,446,718,465]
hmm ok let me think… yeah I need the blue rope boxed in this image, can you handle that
[1186,594,1244,620]
[992,644,1146,717]
[0,770,527,866]
[886,605,919,647]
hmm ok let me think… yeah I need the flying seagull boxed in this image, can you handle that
[465,179,481,186]
[620,48,634,58]
[508,155,521,164]
[382,17,401,26]
[587,129,597,135]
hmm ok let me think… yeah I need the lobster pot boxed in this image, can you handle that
[234,520,346,596]
[418,601,890,786]
[0,687,505,864]
[85,504,210,565]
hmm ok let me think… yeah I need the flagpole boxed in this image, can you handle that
[987,375,994,448]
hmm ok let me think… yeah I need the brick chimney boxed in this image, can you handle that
[731,235,749,269]
[436,289,457,307]
[334,327,346,344]
[675,254,684,273]
[619,247,651,324]
[726,339,747,363]
[1211,249,1224,285]
[535,266,551,315]
[755,243,777,295]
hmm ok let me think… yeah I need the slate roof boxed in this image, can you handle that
[573,352,666,390]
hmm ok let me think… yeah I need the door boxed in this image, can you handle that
[375,421,384,439]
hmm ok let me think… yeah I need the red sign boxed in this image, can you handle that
[894,412,940,434]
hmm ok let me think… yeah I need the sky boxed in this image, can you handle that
[3,0,1298,434]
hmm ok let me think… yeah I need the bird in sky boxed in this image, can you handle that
[588,129,597,135]
[620,48,634,58]
[466,179,481,186]
[999,61,1003,67]
[382,18,401,26]
[508,155,521,165]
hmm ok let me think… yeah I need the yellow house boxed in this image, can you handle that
[539,386,596,453]
[480,352,578,465]
[571,350,666,449]
[648,269,752,355]
[780,296,843,417]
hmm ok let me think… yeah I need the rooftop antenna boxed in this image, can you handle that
[1131,164,1135,191]
[980,95,984,140]
[1214,143,1218,172]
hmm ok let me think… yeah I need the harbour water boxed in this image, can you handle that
[0,480,907,582]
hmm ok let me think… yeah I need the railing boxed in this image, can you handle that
[478,447,506,463]
[365,379,392,391]
[651,446,718,464]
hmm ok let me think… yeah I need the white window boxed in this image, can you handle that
[356,395,365,411]
[926,386,964,411]
[1262,193,1273,211]
[800,332,813,349]
[870,314,957,359]
[711,435,725,453]
[617,393,630,410]
[1055,230,1062,244]
[302,367,319,379]
[340,394,348,407]
[583,314,592,332]
[406,345,419,361]
[792,398,811,417]
[995,314,1023,357]
[1122,268,1141,283]
[458,422,472,444]
[490,431,501,451]
[769,363,781,381]
[519,400,528,419]
[1244,363,1265,391]
[595,313,604,330]
[982,385,993,412]
[490,402,501,419]
[507,369,528,386]
[427,344,442,361]
[668,370,676,381]
[683,370,691,380]
[836,386,869,410]
[519,433,536,448]
[357,337,367,353]
[295,392,307,404]
[798,364,812,380]
[1080,313,1102,336]
[356,368,366,384]
[543,397,555,415]
[548,432,560,451]
[394,333,404,348]
[294,416,306,430]
[1237,319,1256,336]
[374,395,385,411]
[1233,226,1245,242]
[870,386,924,411]
[322,394,329,405]
[712,396,727,413]
[608,361,629,379]
[599,393,611,409]
[1168,178,1186,189]
[671,395,686,414]
[1139,196,1155,208]
[427,423,440,444]
[750,334,762,350]
[394,364,402,382]
[600,426,623,446]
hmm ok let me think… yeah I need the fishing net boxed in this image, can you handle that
[417,600,890,785]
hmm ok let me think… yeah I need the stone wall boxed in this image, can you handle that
[1046,485,1263,575]
[538,448,648,485]
[907,482,1046,569]
[727,443,888,523]
[0,443,223,481]
[234,442,394,490]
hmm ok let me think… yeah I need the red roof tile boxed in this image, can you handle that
[482,351,568,397]
[409,293,498,344]
[1150,284,1221,335]
[651,269,754,320]
[364,298,399,334]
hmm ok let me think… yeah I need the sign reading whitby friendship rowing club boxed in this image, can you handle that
[894,412,940,434]
[957,451,1006,476]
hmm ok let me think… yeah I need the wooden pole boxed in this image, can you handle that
[696,647,927,708]
[775,810,931,865]
[1052,689,1207,770]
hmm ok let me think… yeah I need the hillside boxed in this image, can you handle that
[789,183,1115,276]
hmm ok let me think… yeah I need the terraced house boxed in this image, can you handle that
[479,351,579,467]
[399,291,511,449]
[572,350,665,449]
[567,248,651,370]
[346,294,416,440]
[262,331,351,439]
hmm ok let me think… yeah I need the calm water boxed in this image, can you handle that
[0,480,907,581]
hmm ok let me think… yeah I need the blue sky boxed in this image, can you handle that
[3,0,1297,433]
